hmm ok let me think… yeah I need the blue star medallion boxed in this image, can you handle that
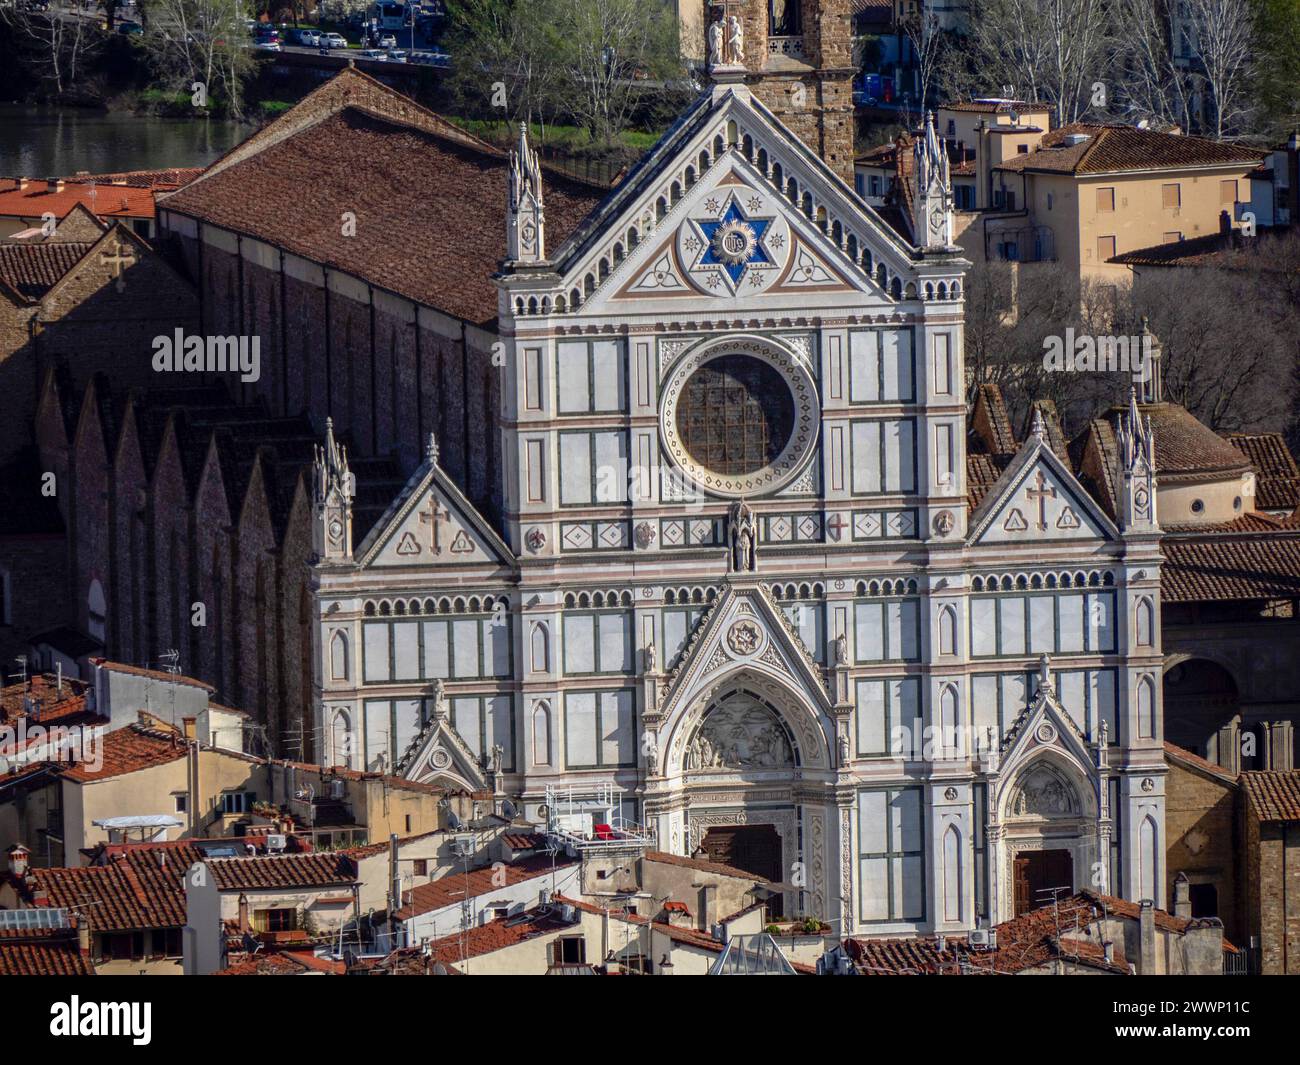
[692,195,775,291]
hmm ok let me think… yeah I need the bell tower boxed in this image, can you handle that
[706,0,855,183]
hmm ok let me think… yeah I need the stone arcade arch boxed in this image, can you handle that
[996,754,1098,917]
[652,666,836,920]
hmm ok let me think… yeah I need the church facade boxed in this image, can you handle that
[308,66,1169,934]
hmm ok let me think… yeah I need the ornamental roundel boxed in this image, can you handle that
[660,334,818,498]
[676,188,791,296]
[726,619,763,656]
[429,747,453,771]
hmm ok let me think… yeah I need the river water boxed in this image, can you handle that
[0,105,248,177]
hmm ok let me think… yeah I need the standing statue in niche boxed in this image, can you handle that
[708,19,724,66]
[644,641,657,674]
[834,632,849,666]
[725,14,744,63]
[729,500,756,572]
[429,678,447,721]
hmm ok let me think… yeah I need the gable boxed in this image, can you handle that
[357,454,512,569]
[969,441,1116,545]
[554,87,926,316]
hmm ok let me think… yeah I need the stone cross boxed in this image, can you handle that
[1026,469,1056,530]
[420,498,450,554]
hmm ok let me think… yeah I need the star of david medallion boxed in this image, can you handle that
[677,188,790,297]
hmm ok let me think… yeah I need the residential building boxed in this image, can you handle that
[1239,769,1300,974]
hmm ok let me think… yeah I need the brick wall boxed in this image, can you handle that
[1164,757,1239,943]
[1245,809,1300,974]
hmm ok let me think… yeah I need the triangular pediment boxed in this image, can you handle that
[356,451,512,569]
[968,436,1117,545]
[658,581,834,769]
[995,666,1100,819]
[552,86,927,315]
[396,700,491,791]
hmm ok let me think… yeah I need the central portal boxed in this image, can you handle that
[701,824,784,917]
[1013,849,1074,915]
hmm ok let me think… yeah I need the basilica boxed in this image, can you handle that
[166,5,1169,937]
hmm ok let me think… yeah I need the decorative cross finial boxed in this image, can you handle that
[426,431,439,467]
[1031,407,1046,441]
[1037,653,1052,691]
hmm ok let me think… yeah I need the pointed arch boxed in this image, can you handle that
[530,621,550,673]
[1139,814,1159,902]
[1137,674,1156,738]
[329,629,349,681]
[1135,596,1154,647]
[331,708,353,768]
[532,701,552,767]
[938,604,957,656]
[942,823,963,923]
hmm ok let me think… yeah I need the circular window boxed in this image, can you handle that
[660,335,817,497]
[676,354,795,476]
[1191,499,1205,514]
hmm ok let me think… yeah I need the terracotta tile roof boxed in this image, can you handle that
[425,905,577,966]
[995,124,1265,175]
[500,831,548,851]
[553,894,726,954]
[207,853,359,891]
[0,180,156,221]
[966,453,1010,510]
[1240,770,1300,822]
[855,142,897,166]
[68,168,203,190]
[1160,530,1300,602]
[0,928,95,976]
[0,240,93,301]
[1111,228,1300,272]
[60,723,189,782]
[1226,434,1300,511]
[20,848,193,932]
[1132,402,1251,478]
[0,672,93,727]
[846,891,1212,975]
[214,952,312,976]
[394,855,575,919]
[644,850,773,883]
[160,73,606,327]
[944,98,1048,114]
[1164,741,1238,784]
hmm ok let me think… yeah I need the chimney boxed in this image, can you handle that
[1138,899,1157,974]
[237,893,250,932]
[1173,872,1191,919]
[1103,940,1115,964]
[46,178,64,193]
[7,844,30,877]
[76,915,90,954]
[698,884,718,931]
[17,177,28,191]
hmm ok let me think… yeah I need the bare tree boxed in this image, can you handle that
[953,0,1114,125]
[445,0,567,132]
[138,0,254,118]
[1109,0,1196,131]
[1183,0,1257,139]
[900,7,945,120]
[0,6,100,97]
[551,0,683,148]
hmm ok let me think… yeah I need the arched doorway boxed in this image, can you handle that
[998,758,1096,917]
[1163,658,1240,767]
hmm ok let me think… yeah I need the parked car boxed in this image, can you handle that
[255,39,281,51]
[320,31,347,49]
[300,29,321,45]
[358,48,388,61]
[117,20,143,34]
[378,32,396,48]
[385,49,407,62]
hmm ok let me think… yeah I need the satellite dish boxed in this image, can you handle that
[501,799,518,819]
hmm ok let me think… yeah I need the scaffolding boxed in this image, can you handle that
[543,782,655,855]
